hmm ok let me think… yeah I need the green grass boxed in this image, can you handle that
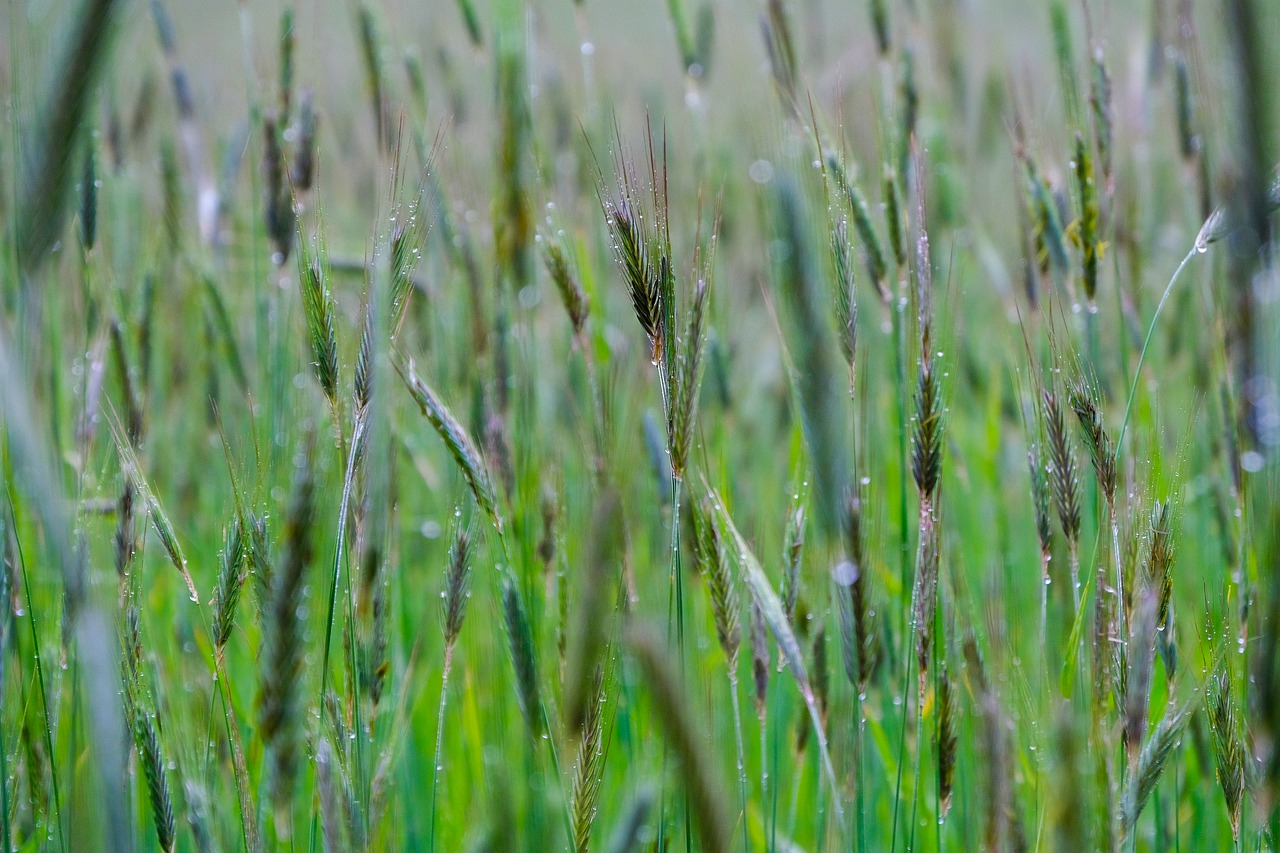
[1,0,1279,850]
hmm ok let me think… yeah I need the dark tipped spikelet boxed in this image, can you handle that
[812,625,829,723]
[79,138,97,251]
[692,497,741,669]
[442,524,472,651]
[502,577,542,735]
[780,495,805,628]
[298,253,339,404]
[938,660,958,821]
[133,705,176,852]
[1089,48,1114,188]
[1208,670,1245,840]
[751,601,770,714]
[259,445,317,822]
[913,519,940,700]
[835,491,876,689]
[1043,392,1082,547]
[1068,377,1116,507]
[543,234,590,336]
[263,114,295,262]
[212,516,247,650]
[398,357,501,529]
[869,0,889,54]
[277,7,294,121]
[292,90,317,192]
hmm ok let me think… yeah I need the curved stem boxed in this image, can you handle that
[1116,248,1199,456]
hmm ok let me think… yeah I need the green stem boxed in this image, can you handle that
[428,648,454,853]
[1116,248,1199,456]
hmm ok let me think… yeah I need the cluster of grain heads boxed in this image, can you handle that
[627,627,732,853]
[258,442,317,839]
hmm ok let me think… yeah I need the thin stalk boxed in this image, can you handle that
[213,648,257,853]
[1116,248,1198,455]
[728,674,748,853]
[427,645,455,852]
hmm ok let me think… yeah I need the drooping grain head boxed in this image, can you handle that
[542,233,590,336]
[1067,376,1115,508]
